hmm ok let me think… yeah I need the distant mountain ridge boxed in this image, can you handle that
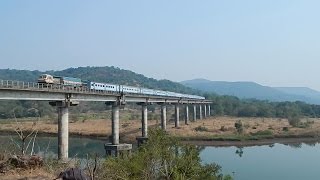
[181,79,320,105]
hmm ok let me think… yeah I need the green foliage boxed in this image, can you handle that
[206,93,320,119]
[102,129,231,180]
[288,115,301,127]
[0,66,200,119]
[2,67,320,120]
[234,120,243,134]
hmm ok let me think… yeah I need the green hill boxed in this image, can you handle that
[0,66,198,95]
[0,66,200,119]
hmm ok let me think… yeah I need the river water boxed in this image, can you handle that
[200,142,320,180]
[1,135,319,180]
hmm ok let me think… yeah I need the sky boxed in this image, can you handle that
[1,1,320,90]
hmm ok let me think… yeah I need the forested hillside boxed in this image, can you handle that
[1,66,320,120]
[0,66,198,94]
[0,66,199,119]
[206,93,320,119]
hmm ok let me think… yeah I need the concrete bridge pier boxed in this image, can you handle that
[185,105,189,125]
[204,105,207,119]
[105,101,132,157]
[193,105,197,122]
[111,103,120,145]
[208,104,211,116]
[58,106,68,160]
[136,103,149,146]
[49,100,78,160]
[199,105,203,120]
[175,104,180,128]
[160,104,167,130]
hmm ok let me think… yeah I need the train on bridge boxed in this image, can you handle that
[38,74,205,100]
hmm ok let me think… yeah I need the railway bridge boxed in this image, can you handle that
[0,80,212,160]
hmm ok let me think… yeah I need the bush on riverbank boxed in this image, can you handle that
[195,125,209,132]
[102,129,232,180]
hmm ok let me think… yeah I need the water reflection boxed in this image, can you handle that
[235,147,244,157]
[285,142,302,149]
[0,135,107,158]
[268,144,275,148]
[2,134,320,180]
[304,141,317,147]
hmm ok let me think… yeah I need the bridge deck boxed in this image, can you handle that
[0,80,212,103]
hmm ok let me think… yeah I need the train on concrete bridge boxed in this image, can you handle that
[0,76,212,159]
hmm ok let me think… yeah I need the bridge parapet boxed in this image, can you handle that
[0,79,212,104]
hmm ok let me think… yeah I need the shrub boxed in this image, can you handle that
[288,115,301,127]
[102,129,231,179]
[234,120,243,134]
[298,119,315,128]
[195,126,209,132]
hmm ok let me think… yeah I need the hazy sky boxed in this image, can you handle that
[1,1,320,90]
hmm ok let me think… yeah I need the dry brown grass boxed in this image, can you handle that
[0,168,54,180]
[168,117,320,137]
[1,116,320,142]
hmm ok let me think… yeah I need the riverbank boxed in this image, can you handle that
[1,116,320,146]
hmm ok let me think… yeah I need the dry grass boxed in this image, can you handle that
[0,168,54,180]
[1,116,320,142]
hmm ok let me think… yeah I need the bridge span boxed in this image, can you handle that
[0,80,212,159]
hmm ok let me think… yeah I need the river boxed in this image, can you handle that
[1,135,319,180]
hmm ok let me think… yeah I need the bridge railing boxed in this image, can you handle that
[0,80,122,96]
[0,80,208,101]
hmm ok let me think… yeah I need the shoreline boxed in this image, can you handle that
[2,116,320,147]
[181,136,320,147]
[1,129,320,147]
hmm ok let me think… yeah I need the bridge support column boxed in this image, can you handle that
[208,105,211,116]
[199,105,203,120]
[175,104,180,128]
[142,104,148,137]
[136,103,149,147]
[58,106,68,160]
[185,105,189,125]
[111,104,120,145]
[161,104,167,130]
[204,105,207,119]
[193,105,197,122]
[105,102,132,157]
[49,100,78,160]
